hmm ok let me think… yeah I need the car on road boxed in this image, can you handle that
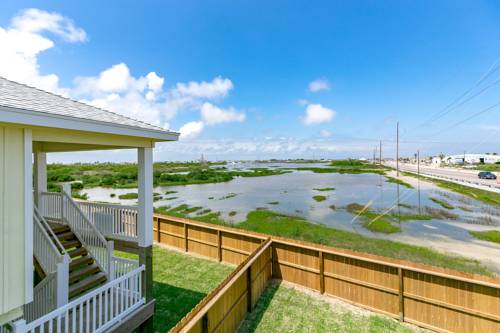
[478,171,497,180]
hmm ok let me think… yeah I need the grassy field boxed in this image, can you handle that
[46,161,288,190]
[469,230,500,244]
[402,171,500,207]
[119,246,233,332]
[161,206,492,276]
[237,281,423,333]
[474,164,500,172]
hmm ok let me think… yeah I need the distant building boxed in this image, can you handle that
[435,154,500,165]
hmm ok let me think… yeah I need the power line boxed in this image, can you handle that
[405,57,500,135]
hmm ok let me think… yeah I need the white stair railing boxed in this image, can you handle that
[60,191,114,277]
[11,266,145,333]
[30,207,70,322]
[33,212,64,274]
[77,201,138,241]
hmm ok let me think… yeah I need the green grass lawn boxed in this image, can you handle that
[119,246,233,332]
[237,281,423,333]
[469,230,500,244]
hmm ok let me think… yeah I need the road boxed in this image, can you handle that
[384,162,500,193]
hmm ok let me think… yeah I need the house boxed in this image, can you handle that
[0,77,179,332]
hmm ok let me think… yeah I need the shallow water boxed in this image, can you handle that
[82,162,500,270]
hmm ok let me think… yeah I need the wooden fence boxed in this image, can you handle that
[154,214,500,333]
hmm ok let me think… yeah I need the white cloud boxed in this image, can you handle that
[200,102,245,125]
[174,76,233,99]
[0,8,87,93]
[11,8,87,42]
[308,78,330,92]
[320,130,332,137]
[179,121,204,140]
[297,99,309,106]
[303,103,335,125]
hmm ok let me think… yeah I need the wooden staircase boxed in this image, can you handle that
[47,222,107,299]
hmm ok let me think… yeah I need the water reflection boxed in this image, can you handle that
[82,163,500,269]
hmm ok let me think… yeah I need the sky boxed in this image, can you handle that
[0,1,499,162]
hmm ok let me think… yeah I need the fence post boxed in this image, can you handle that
[319,251,325,294]
[247,265,252,312]
[398,267,404,321]
[56,255,70,307]
[201,313,209,333]
[184,223,188,252]
[156,217,161,243]
[107,240,115,279]
[10,319,27,333]
[217,230,222,262]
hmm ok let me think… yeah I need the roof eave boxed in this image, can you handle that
[0,105,180,142]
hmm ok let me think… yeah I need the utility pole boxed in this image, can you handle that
[417,150,420,177]
[373,148,376,164]
[396,122,399,177]
[379,140,382,165]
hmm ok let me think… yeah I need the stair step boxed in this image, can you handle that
[69,272,106,299]
[50,224,70,234]
[69,264,100,283]
[69,255,94,272]
[68,247,87,258]
[56,231,76,241]
[61,239,81,250]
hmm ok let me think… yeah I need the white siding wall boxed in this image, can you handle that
[0,126,29,324]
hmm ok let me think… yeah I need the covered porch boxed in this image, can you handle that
[0,76,179,333]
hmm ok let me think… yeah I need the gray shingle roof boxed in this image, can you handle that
[0,76,175,135]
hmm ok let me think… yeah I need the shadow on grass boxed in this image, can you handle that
[153,281,207,332]
[236,280,281,333]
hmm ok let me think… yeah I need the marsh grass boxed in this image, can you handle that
[430,197,455,210]
[156,205,492,275]
[118,192,138,199]
[312,195,327,202]
[470,230,500,244]
[313,187,336,191]
[385,176,414,189]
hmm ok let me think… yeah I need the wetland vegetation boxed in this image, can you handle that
[154,205,492,276]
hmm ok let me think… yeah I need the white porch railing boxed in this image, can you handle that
[77,201,138,241]
[38,192,63,220]
[11,266,145,333]
[112,257,140,279]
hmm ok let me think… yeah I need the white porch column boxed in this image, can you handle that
[34,152,47,206]
[137,147,153,247]
[137,147,154,333]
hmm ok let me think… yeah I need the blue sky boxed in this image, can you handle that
[0,1,499,161]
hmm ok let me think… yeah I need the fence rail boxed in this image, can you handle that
[154,214,500,333]
[11,266,145,333]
